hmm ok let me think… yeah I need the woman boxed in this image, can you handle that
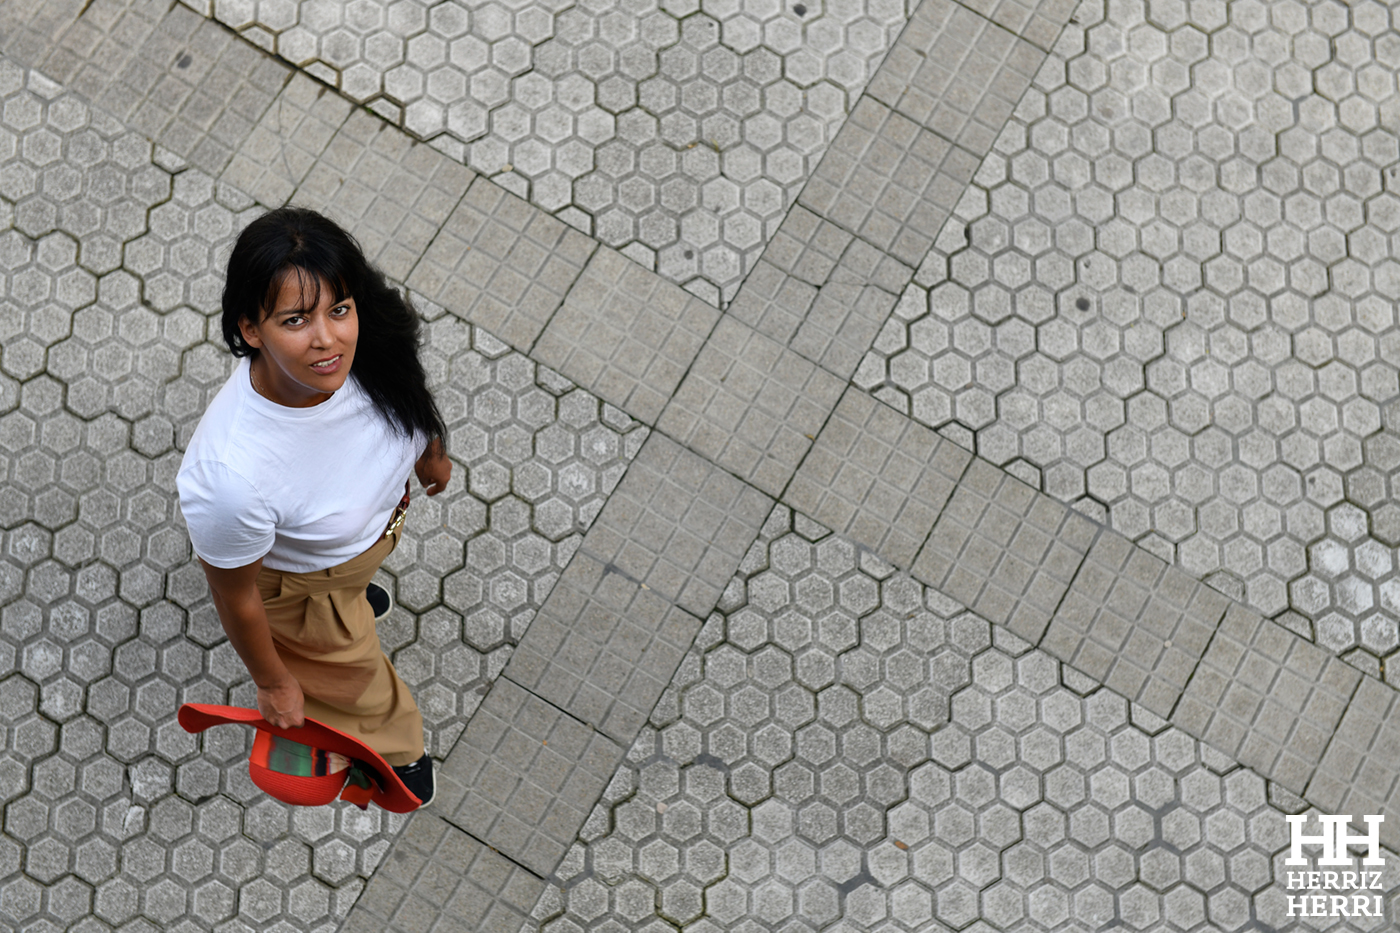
[177,207,450,807]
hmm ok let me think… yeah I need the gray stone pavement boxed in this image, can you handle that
[2,0,1400,930]
[176,0,913,304]
[856,0,1400,680]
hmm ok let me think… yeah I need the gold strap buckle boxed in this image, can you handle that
[384,481,410,537]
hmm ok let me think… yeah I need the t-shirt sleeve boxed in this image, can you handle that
[177,459,276,569]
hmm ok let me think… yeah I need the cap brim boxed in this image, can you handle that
[178,704,422,812]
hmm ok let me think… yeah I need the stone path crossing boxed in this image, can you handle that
[856,0,1400,678]
[0,0,1398,930]
[178,0,915,304]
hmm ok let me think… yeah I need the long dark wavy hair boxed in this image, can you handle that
[221,207,445,442]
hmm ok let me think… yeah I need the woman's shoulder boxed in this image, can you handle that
[182,363,255,461]
[176,431,273,536]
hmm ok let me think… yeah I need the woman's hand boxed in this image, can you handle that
[415,438,452,496]
[201,557,306,729]
[257,676,305,730]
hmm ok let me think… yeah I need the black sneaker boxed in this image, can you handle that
[393,753,434,808]
[366,582,393,622]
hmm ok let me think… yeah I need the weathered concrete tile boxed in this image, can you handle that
[16,0,287,177]
[505,550,703,744]
[1043,531,1230,716]
[1175,606,1362,797]
[657,316,845,498]
[869,0,1045,154]
[293,108,474,280]
[220,71,352,207]
[435,679,623,878]
[914,457,1099,642]
[798,96,981,268]
[1305,675,1400,852]
[408,177,596,351]
[730,206,913,380]
[0,0,85,66]
[954,0,1077,51]
[534,246,719,424]
[579,432,773,619]
[789,388,972,568]
[342,811,546,933]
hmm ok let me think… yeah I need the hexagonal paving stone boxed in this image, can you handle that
[0,50,647,932]
[379,294,649,756]
[855,0,1400,674]
[183,0,911,302]
[522,511,1357,932]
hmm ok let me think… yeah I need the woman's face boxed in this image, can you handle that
[238,270,358,408]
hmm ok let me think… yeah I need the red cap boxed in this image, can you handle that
[178,704,421,813]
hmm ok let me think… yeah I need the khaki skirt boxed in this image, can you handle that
[255,525,424,767]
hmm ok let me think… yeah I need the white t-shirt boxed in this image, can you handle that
[177,356,427,572]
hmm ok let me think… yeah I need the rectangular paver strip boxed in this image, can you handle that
[19,0,287,177]
[730,206,914,380]
[797,95,982,268]
[504,549,703,745]
[868,0,1046,158]
[434,678,624,878]
[1041,530,1231,717]
[954,0,1078,51]
[579,431,774,620]
[1174,606,1363,797]
[757,204,856,289]
[787,387,972,568]
[913,457,1099,644]
[1305,675,1400,852]
[533,245,720,425]
[429,432,772,887]
[730,207,852,348]
[657,316,845,500]
[0,0,81,64]
[294,108,474,281]
[220,71,352,209]
[341,811,545,933]
[407,176,596,352]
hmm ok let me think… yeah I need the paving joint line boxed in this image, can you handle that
[397,174,475,295]
[523,240,729,391]
[770,385,850,507]
[1159,587,1235,726]
[16,0,1395,927]
[900,450,980,577]
[494,575,713,747]
[796,98,979,274]
[1021,519,1108,647]
[1297,650,1369,797]
[430,812,550,884]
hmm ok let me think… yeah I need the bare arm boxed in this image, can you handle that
[414,437,452,495]
[200,557,305,729]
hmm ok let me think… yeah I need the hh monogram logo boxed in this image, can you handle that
[1286,815,1386,866]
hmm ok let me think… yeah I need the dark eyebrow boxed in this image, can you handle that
[261,266,352,320]
[270,294,352,318]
